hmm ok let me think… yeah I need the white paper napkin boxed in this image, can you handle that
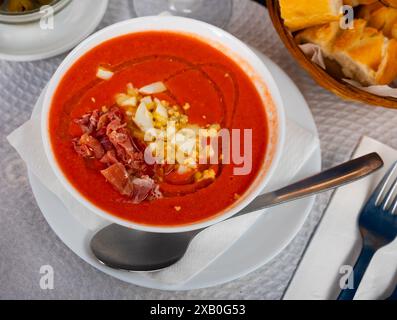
[284,136,397,300]
[7,119,107,231]
[8,114,318,285]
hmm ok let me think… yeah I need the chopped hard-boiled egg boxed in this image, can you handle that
[153,99,169,128]
[139,81,167,95]
[114,82,221,173]
[154,99,168,119]
[127,83,139,96]
[96,67,114,80]
[123,97,138,107]
[134,101,154,131]
[140,96,153,105]
[177,165,191,175]
[116,94,137,107]
[195,169,216,182]
[176,135,196,155]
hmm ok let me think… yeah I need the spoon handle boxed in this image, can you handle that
[238,153,383,215]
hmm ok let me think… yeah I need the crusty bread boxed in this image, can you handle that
[393,23,397,38]
[343,0,378,7]
[295,22,341,55]
[376,38,397,83]
[280,0,342,31]
[358,2,385,19]
[359,2,397,38]
[333,20,386,85]
[381,0,397,8]
[296,19,397,85]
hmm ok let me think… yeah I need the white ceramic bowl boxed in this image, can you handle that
[41,16,286,233]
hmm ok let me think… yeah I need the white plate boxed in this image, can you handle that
[28,50,321,290]
[0,0,108,61]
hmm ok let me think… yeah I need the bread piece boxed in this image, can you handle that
[359,3,397,38]
[381,0,397,8]
[296,19,397,85]
[376,38,397,83]
[393,23,397,38]
[333,20,385,85]
[295,22,341,55]
[280,0,342,31]
[344,0,378,6]
[358,2,385,19]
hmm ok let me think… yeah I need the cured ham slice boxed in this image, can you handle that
[78,133,105,159]
[106,119,148,173]
[98,135,114,152]
[72,142,93,159]
[72,134,105,159]
[131,176,157,203]
[73,107,162,203]
[100,150,119,166]
[101,163,134,197]
[108,129,136,158]
[74,110,100,135]
[74,114,91,134]
[97,113,110,131]
[89,110,100,131]
[101,164,158,203]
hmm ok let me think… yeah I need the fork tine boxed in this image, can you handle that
[373,161,397,206]
[389,177,397,214]
[390,196,397,215]
[380,176,397,210]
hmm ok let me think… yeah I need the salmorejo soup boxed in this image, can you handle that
[48,30,275,227]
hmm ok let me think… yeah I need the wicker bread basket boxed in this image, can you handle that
[264,0,397,109]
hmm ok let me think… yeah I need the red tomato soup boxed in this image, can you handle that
[49,31,269,226]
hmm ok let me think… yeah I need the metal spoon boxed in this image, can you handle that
[91,153,383,272]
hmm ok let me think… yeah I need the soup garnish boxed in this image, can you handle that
[72,82,221,204]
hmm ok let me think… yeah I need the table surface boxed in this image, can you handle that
[2,0,397,300]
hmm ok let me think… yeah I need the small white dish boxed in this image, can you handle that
[0,0,108,61]
[28,50,321,290]
[41,16,286,233]
[0,0,71,24]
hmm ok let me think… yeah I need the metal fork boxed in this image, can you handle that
[338,162,397,300]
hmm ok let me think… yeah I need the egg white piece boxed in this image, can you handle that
[134,101,154,131]
[96,67,114,80]
[154,99,169,119]
[139,82,167,95]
